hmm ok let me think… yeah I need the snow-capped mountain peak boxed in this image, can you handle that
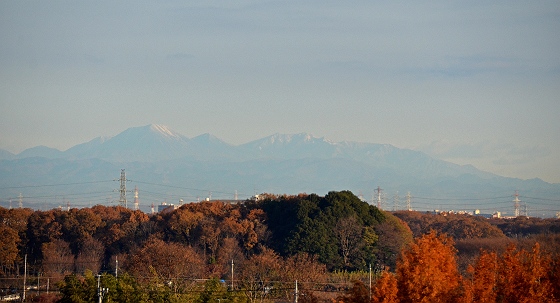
[149,124,181,139]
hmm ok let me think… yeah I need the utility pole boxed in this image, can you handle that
[231,260,234,290]
[23,254,27,301]
[369,263,372,300]
[294,280,298,303]
[97,275,108,303]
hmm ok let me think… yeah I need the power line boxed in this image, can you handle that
[130,180,249,197]
[0,180,113,190]
[6,191,110,200]
[521,196,560,202]
[412,195,512,201]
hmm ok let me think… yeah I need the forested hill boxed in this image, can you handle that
[1,191,412,275]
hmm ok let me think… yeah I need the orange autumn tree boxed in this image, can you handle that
[396,230,461,303]
[462,250,499,303]
[372,270,398,303]
[496,243,555,303]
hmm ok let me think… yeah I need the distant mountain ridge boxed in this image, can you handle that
[2,125,490,180]
[1,124,559,216]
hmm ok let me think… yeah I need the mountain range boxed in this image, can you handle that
[1,124,559,217]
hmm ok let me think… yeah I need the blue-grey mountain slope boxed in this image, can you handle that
[74,124,192,162]
[0,149,15,160]
[17,145,64,159]
[1,125,558,216]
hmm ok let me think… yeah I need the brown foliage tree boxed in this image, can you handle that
[280,253,328,302]
[237,247,282,303]
[490,216,560,237]
[335,216,363,268]
[26,209,63,261]
[75,237,104,274]
[394,211,505,240]
[60,208,103,254]
[551,255,560,301]
[0,207,33,257]
[93,205,151,254]
[455,237,512,273]
[336,280,370,303]
[214,236,244,279]
[0,207,33,234]
[124,237,204,293]
[41,239,74,282]
[0,225,20,274]
[282,253,328,283]
[375,212,413,270]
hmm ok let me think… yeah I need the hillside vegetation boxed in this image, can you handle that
[0,191,559,302]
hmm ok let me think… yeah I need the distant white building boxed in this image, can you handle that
[158,202,179,213]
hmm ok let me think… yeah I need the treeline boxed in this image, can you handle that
[0,191,411,275]
[1,190,559,302]
[0,191,412,302]
[393,210,560,272]
[392,211,505,240]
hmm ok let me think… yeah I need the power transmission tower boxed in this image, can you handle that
[406,191,412,211]
[375,186,383,209]
[513,191,521,217]
[382,192,386,208]
[115,169,131,208]
[393,191,400,211]
[133,186,139,211]
[18,193,23,208]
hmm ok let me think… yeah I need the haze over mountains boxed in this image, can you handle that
[1,124,559,217]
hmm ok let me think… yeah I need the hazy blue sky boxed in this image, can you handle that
[1,1,559,183]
